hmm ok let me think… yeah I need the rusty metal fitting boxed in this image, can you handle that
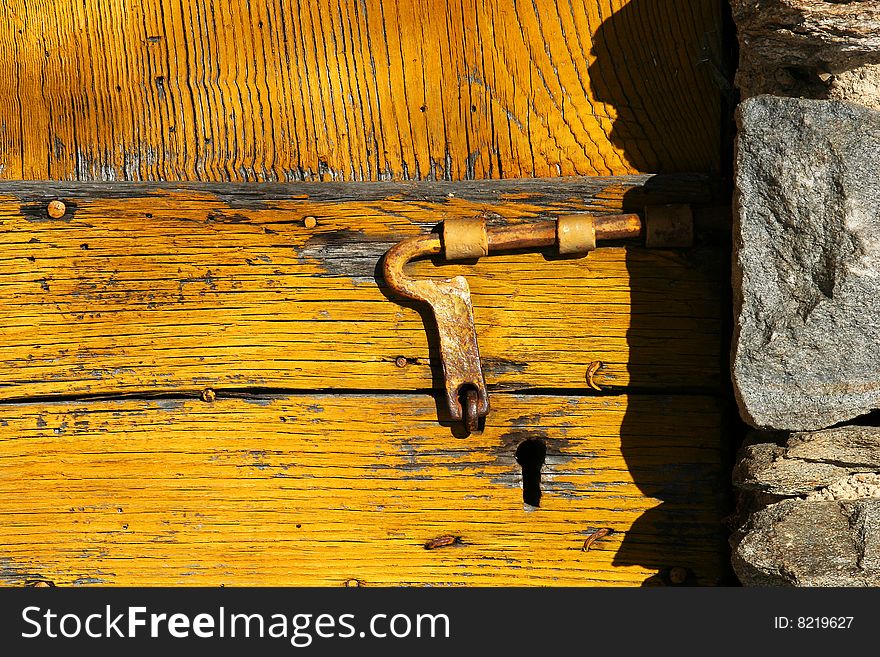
[47,200,66,219]
[557,214,597,255]
[382,232,489,430]
[443,216,489,260]
[382,207,692,430]
[645,204,693,248]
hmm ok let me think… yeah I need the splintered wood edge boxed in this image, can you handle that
[0,174,717,206]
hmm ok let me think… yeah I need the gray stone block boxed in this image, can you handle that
[733,95,880,431]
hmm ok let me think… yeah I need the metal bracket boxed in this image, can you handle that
[382,205,692,432]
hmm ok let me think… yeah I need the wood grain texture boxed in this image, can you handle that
[0,178,723,401]
[0,0,723,181]
[0,394,728,586]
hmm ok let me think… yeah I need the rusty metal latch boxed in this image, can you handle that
[382,206,693,432]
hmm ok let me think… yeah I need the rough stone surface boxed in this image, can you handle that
[731,0,880,108]
[730,0,880,589]
[807,473,880,501]
[732,426,880,585]
[826,64,880,111]
[731,498,880,586]
[733,95,880,431]
[734,426,880,496]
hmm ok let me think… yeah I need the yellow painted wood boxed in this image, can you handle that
[0,394,727,586]
[0,0,722,181]
[0,0,730,590]
[0,181,723,400]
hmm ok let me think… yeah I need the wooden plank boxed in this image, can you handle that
[0,393,728,586]
[0,0,722,181]
[0,178,724,400]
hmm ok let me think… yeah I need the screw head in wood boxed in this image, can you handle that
[668,566,689,585]
[200,388,216,403]
[47,200,66,219]
[303,216,317,228]
[395,356,408,368]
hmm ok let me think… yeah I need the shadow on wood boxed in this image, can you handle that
[588,0,722,174]
[614,180,733,585]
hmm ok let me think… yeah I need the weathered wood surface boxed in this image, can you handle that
[0,0,722,181]
[0,178,723,400]
[0,394,728,586]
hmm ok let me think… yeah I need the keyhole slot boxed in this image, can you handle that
[515,439,546,508]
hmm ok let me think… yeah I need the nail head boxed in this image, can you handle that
[668,567,689,585]
[47,200,66,219]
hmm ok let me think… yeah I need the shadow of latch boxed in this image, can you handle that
[381,205,693,433]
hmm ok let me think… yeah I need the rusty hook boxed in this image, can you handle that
[382,206,692,430]
[382,231,489,426]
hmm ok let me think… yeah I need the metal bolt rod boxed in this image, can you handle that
[383,212,658,431]
[484,213,641,251]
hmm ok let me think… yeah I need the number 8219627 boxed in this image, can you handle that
[774,617,854,629]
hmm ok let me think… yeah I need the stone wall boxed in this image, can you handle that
[730,0,880,586]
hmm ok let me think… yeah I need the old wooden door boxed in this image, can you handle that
[0,0,731,586]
